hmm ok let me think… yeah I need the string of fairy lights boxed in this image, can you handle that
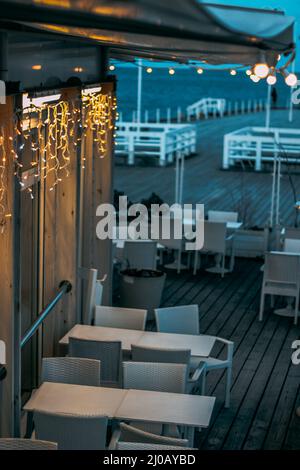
[109,55,298,87]
[0,89,117,232]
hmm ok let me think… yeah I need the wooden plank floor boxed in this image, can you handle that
[159,258,300,450]
[115,109,300,228]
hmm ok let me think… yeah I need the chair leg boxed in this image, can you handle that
[259,290,265,322]
[294,294,299,326]
[193,251,198,275]
[225,366,232,408]
[270,295,275,309]
[201,369,207,396]
[177,250,182,274]
[221,254,225,278]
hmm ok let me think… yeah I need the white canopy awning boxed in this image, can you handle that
[0,0,295,66]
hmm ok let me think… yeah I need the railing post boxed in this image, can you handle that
[167,107,171,124]
[156,108,160,123]
[128,134,135,165]
[144,110,149,123]
[177,106,181,123]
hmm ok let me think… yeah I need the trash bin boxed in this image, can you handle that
[119,269,166,321]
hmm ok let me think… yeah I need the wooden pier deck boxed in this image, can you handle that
[115,109,300,228]
[161,258,300,450]
[114,110,300,450]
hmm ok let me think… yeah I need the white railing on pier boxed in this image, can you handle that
[223,126,300,171]
[115,122,197,166]
[187,98,226,120]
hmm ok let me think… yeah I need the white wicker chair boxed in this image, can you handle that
[69,337,122,387]
[116,442,195,450]
[155,305,234,407]
[259,251,300,325]
[41,357,101,386]
[193,221,235,277]
[94,305,147,331]
[0,438,57,450]
[109,422,190,449]
[34,411,108,450]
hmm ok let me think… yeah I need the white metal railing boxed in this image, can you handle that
[223,126,300,171]
[187,98,226,120]
[115,122,196,166]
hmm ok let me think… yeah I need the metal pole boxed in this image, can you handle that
[96,46,109,82]
[265,84,271,129]
[289,23,297,123]
[137,59,142,125]
[0,32,8,81]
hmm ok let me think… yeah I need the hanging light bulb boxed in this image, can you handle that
[169,68,175,75]
[267,74,277,86]
[250,74,260,83]
[109,64,115,71]
[284,72,298,87]
[146,67,153,74]
[253,63,269,79]
[197,67,203,74]
[230,69,237,76]
[246,69,252,76]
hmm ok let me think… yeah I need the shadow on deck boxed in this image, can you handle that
[160,257,300,450]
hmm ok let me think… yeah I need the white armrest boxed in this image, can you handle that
[188,361,206,384]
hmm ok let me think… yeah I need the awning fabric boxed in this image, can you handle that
[0,0,295,66]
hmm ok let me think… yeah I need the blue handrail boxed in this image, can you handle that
[21,280,72,349]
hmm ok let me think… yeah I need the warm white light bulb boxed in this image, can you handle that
[285,72,297,87]
[246,69,252,76]
[169,68,175,75]
[109,65,115,71]
[250,74,260,83]
[146,67,153,74]
[197,68,203,74]
[267,74,277,86]
[230,69,237,76]
[253,63,269,79]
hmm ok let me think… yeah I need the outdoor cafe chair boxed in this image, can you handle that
[115,442,195,450]
[155,305,234,407]
[0,438,57,450]
[283,238,300,253]
[259,251,300,325]
[123,240,157,270]
[41,357,101,387]
[109,422,190,449]
[94,305,147,331]
[193,221,235,277]
[34,411,108,450]
[131,345,206,394]
[69,337,122,388]
[123,361,188,437]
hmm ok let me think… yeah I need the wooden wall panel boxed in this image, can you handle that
[0,96,16,437]
[42,88,80,356]
[82,82,116,305]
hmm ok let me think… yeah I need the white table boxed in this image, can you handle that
[60,325,216,358]
[24,382,215,445]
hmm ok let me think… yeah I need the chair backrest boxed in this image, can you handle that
[284,238,300,253]
[155,304,200,335]
[284,227,300,240]
[94,306,147,331]
[123,361,188,393]
[34,411,108,450]
[116,442,194,450]
[208,210,238,223]
[69,337,122,387]
[118,422,190,446]
[202,221,227,253]
[41,357,101,387]
[264,252,300,285]
[131,344,191,364]
[0,438,57,450]
[123,240,157,270]
[83,268,104,325]
[152,215,183,250]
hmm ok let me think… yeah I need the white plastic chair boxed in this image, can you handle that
[34,411,108,450]
[153,215,186,274]
[284,238,300,253]
[109,422,190,449]
[208,210,238,223]
[94,306,147,331]
[123,240,157,270]
[193,221,235,277]
[259,251,300,325]
[84,268,104,325]
[115,442,195,450]
[41,357,101,387]
[0,438,57,450]
[69,337,122,387]
[155,305,234,407]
